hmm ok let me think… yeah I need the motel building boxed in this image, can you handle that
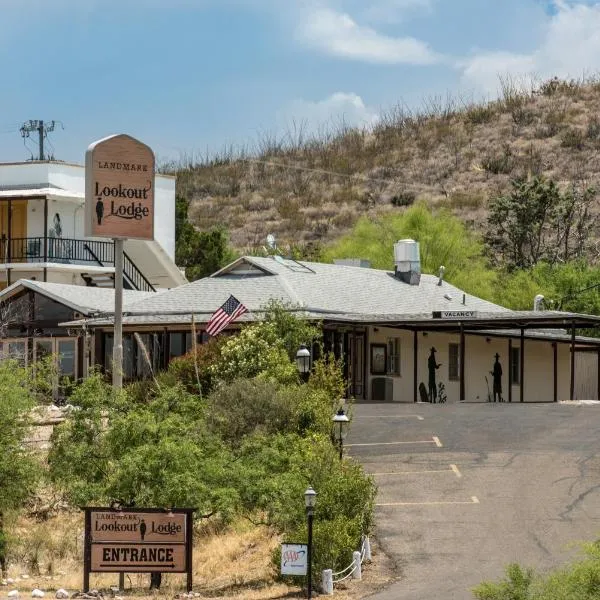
[0,160,186,390]
[2,238,599,404]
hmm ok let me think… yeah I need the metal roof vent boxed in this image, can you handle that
[533,294,545,311]
[394,239,421,285]
[437,265,446,286]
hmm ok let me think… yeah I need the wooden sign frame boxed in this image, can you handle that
[83,507,194,592]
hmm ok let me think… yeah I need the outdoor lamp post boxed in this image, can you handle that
[296,344,311,382]
[304,486,317,599]
[332,407,350,460]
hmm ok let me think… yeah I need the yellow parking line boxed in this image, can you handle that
[433,436,443,447]
[354,415,425,421]
[370,468,455,476]
[346,440,437,447]
[450,464,462,478]
[376,496,480,507]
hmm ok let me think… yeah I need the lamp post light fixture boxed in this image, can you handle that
[332,407,350,460]
[304,486,317,599]
[296,344,311,382]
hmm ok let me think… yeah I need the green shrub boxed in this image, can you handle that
[390,191,416,207]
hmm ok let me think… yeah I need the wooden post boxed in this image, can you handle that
[186,512,193,592]
[83,509,91,593]
[508,338,512,403]
[520,329,524,403]
[459,324,465,402]
[570,322,576,400]
[413,330,418,403]
[553,343,558,403]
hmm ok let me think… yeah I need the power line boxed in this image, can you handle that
[19,120,63,160]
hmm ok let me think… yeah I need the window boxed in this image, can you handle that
[511,347,520,384]
[448,343,460,381]
[387,338,401,376]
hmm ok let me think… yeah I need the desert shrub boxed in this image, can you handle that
[473,563,534,600]
[464,104,496,125]
[481,145,515,175]
[449,191,484,210]
[586,116,600,140]
[390,191,416,207]
[560,127,585,150]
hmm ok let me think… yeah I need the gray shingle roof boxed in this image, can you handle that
[0,280,154,315]
[121,256,508,317]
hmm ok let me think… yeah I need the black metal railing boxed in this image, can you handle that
[0,236,155,292]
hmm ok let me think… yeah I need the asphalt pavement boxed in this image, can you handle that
[347,402,600,600]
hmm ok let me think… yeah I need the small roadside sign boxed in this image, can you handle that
[281,543,308,576]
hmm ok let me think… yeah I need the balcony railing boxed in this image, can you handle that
[0,236,155,292]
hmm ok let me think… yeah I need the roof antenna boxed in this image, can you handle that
[437,265,446,286]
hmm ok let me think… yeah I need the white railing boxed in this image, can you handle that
[321,535,371,595]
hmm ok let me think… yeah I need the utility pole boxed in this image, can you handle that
[20,120,59,161]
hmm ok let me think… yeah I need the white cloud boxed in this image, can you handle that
[296,7,440,65]
[358,0,434,24]
[460,2,600,95]
[279,92,379,134]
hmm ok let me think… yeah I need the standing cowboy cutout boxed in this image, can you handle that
[491,353,503,402]
[428,347,441,403]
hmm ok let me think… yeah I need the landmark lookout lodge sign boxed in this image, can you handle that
[83,508,194,592]
[85,134,155,240]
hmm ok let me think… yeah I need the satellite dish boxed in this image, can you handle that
[266,234,277,249]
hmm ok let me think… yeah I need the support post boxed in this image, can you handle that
[307,511,313,599]
[322,570,333,595]
[7,199,11,263]
[186,512,193,592]
[508,338,512,403]
[113,239,124,390]
[413,330,418,403]
[570,321,576,401]
[83,509,91,593]
[43,196,48,265]
[553,343,558,403]
[459,324,465,402]
[38,120,45,161]
[520,328,524,403]
[363,535,372,561]
[352,551,362,580]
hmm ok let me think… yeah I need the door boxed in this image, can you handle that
[347,332,366,400]
[0,200,28,261]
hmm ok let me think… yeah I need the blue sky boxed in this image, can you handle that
[1,0,600,164]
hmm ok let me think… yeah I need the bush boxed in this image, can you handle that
[560,127,585,150]
[481,145,515,174]
[390,191,416,207]
[168,336,224,395]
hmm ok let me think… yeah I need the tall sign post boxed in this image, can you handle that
[85,134,155,389]
[85,135,155,589]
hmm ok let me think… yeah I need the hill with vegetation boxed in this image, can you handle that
[166,76,600,256]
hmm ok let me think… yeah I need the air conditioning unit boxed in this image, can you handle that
[371,377,393,401]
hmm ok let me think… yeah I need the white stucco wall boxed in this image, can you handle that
[365,326,583,403]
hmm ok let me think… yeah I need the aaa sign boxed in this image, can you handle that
[85,134,155,240]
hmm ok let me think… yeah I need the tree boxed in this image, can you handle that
[0,361,42,578]
[175,196,237,280]
[485,177,596,271]
[322,203,497,299]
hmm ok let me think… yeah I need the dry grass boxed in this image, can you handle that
[161,76,600,253]
[3,513,395,599]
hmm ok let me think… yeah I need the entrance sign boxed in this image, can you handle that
[432,311,477,319]
[85,134,155,240]
[83,508,194,591]
[281,543,308,576]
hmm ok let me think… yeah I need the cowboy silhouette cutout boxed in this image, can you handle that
[491,353,503,402]
[140,518,147,541]
[96,198,104,225]
[428,347,441,403]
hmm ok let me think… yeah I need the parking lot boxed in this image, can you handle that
[347,402,600,600]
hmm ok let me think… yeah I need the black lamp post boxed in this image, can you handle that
[296,344,311,382]
[304,486,317,599]
[332,408,349,460]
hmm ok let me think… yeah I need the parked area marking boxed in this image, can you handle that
[371,465,462,478]
[376,496,480,507]
[347,438,439,448]
[353,415,425,421]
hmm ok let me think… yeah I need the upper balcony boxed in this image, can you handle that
[0,236,156,292]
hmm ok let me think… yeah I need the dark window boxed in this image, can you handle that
[511,347,520,384]
[449,343,459,381]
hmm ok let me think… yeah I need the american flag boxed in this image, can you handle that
[205,295,248,337]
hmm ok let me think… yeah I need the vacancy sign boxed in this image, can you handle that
[85,134,155,240]
[281,543,308,576]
